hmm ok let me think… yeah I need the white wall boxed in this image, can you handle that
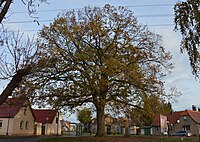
[0,118,14,135]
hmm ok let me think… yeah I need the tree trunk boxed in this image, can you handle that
[124,118,130,137]
[0,65,32,105]
[0,0,12,23]
[95,104,106,137]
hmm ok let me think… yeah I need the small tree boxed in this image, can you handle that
[174,0,200,77]
[32,4,172,137]
[77,108,92,133]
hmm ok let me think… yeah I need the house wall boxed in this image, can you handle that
[175,115,199,135]
[35,113,62,135]
[151,126,161,135]
[48,114,62,135]
[0,106,35,136]
[11,106,35,136]
[0,118,14,135]
[34,123,42,135]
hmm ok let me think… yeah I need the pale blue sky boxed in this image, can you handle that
[2,0,200,122]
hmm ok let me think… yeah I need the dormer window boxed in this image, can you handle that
[183,115,187,121]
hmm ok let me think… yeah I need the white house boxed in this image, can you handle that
[33,109,62,135]
[0,98,35,136]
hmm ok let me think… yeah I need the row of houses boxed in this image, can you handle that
[151,107,200,136]
[0,98,62,136]
[90,107,200,136]
[2,97,200,136]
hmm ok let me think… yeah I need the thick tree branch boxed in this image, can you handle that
[0,0,12,23]
[0,65,32,105]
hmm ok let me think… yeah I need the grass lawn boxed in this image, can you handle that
[41,136,197,142]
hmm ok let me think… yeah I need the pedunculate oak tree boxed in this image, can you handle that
[31,5,172,136]
[174,0,200,77]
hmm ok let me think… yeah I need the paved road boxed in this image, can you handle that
[0,131,83,142]
[0,137,42,142]
[0,136,62,142]
[0,133,81,142]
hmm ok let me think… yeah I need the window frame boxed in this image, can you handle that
[0,120,2,129]
[25,121,29,130]
[20,121,24,130]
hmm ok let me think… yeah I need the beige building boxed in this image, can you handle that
[0,98,35,136]
[33,109,62,135]
[0,98,62,136]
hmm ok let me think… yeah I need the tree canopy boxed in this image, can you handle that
[174,0,200,77]
[77,107,92,124]
[31,4,172,136]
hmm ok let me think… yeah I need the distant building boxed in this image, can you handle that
[91,115,140,135]
[151,109,200,136]
[33,109,62,135]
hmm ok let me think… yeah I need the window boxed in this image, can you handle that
[25,121,29,130]
[0,120,2,129]
[24,108,27,115]
[183,116,187,121]
[183,125,190,131]
[20,121,24,130]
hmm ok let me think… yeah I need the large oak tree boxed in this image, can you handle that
[32,5,172,136]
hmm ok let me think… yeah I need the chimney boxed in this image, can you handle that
[192,105,196,111]
[198,107,200,112]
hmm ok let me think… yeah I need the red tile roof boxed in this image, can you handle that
[0,98,26,118]
[33,109,58,124]
[166,111,184,124]
[181,110,200,123]
[151,111,184,126]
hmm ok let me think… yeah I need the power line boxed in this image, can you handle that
[127,4,174,8]
[3,19,53,24]
[137,14,173,18]
[12,3,175,14]
[3,13,174,24]
[12,23,174,33]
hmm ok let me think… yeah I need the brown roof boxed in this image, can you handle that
[181,110,200,123]
[0,98,26,118]
[33,109,58,124]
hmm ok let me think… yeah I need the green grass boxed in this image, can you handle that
[41,136,196,142]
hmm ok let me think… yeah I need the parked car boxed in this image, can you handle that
[171,130,192,137]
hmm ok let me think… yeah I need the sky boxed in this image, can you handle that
[2,0,200,122]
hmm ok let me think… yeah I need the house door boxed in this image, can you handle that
[107,125,112,134]
[34,124,37,135]
[42,124,46,135]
